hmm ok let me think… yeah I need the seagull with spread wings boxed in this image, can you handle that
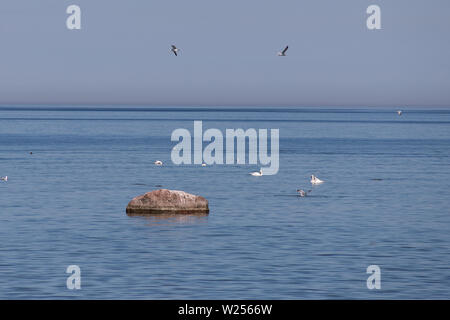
[171,45,180,56]
[297,189,312,197]
[277,45,289,56]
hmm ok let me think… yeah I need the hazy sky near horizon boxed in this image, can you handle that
[0,0,449,106]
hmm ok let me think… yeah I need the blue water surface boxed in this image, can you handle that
[0,106,449,299]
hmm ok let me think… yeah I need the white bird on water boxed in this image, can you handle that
[171,45,180,56]
[154,160,163,166]
[250,169,263,177]
[277,45,289,56]
[310,175,324,185]
[397,110,402,116]
[1,176,7,182]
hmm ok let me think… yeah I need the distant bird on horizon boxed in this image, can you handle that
[311,175,324,185]
[277,45,289,56]
[154,160,163,166]
[1,176,7,182]
[171,45,180,56]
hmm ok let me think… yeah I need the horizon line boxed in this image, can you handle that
[1,103,450,109]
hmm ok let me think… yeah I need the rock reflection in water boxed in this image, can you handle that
[128,212,209,226]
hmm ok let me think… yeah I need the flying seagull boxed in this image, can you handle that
[277,45,289,56]
[297,189,312,197]
[171,45,180,56]
[1,176,7,182]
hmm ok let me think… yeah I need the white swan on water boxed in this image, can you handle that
[250,169,263,177]
[310,175,323,185]
[1,176,7,182]
[154,160,163,166]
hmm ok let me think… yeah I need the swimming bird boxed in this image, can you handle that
[171,45,180,56]
[310,175,324,185]
[277,45,289,56]
[250,169,263,177]
[154,160,163,166]
[297,189,312,197]
[1,176,7,182]
[201,163,207,167]
[397,110,402,116]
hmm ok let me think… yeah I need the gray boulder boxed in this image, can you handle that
[126,189,209,215]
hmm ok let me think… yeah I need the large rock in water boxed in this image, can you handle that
[126,189,209,215]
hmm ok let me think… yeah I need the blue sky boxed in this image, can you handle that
[0,0,449,106]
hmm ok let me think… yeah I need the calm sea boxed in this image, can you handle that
[0,106,449,299]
